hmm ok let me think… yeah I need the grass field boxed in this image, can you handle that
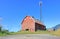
[0,33,7,36]
[0,30,60,36]
[51,29,60,36]
[10,30,60,36]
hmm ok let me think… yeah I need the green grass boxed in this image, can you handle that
[9,30,50,34]
[0,33,7,36]
[0,30,60,36]
[9,30,60,36]
[0,32,11,36]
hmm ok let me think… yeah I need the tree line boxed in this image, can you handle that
[0,25,10,35]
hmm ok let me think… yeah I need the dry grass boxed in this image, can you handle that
[51,29,60,36]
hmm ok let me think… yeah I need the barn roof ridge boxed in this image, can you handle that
[22,16,44,26]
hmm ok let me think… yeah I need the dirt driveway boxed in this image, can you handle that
[0,34,60,39]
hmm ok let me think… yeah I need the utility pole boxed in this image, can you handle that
[39,0,42,22]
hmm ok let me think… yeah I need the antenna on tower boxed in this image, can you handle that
[39,0,42,22]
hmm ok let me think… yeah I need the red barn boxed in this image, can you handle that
[21,16,46,32]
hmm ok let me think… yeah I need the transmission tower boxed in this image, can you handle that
[39,0,42,22]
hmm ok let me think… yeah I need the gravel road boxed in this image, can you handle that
[0,34,60,39]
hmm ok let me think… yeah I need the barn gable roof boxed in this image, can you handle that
[21,16,45,26]
[32,17,44,26]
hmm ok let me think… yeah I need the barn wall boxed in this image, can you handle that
[35,23,46,31]
[22,16,35,32]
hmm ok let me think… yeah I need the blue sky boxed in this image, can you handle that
[0,0,60,32]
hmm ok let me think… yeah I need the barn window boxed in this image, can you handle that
[26,29,29,31]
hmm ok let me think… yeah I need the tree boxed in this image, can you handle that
[2,30,9,34]
[0,25,2,32]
